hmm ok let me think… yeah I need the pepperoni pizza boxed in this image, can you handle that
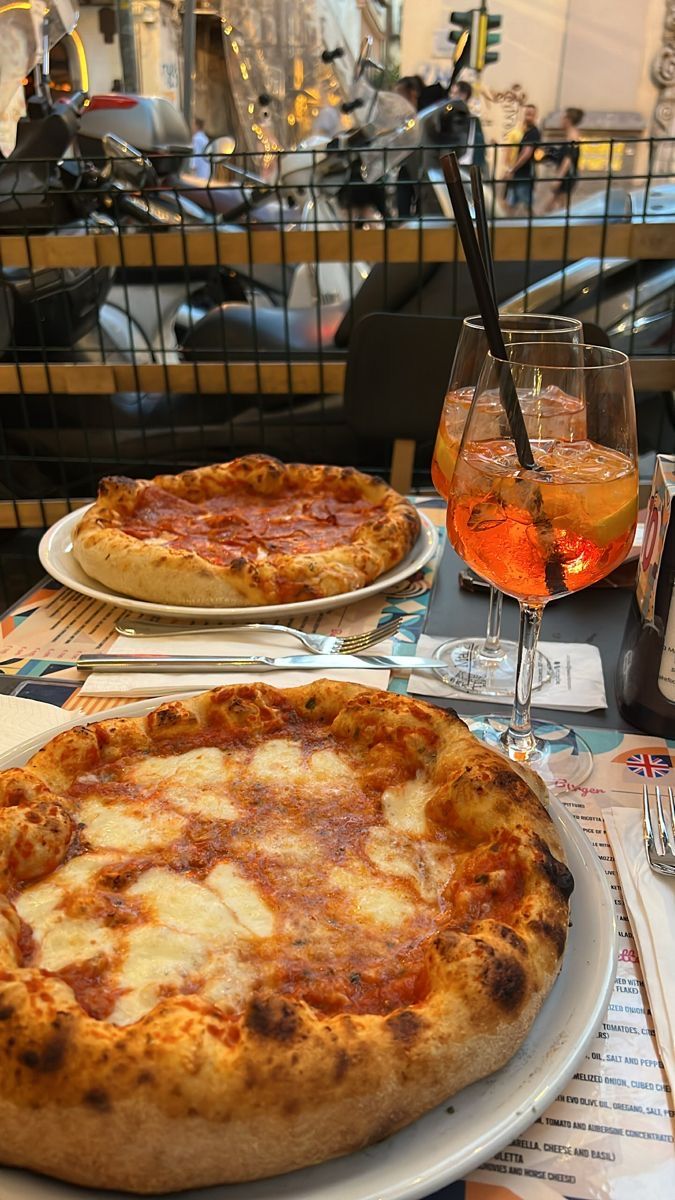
[71,456,420,607]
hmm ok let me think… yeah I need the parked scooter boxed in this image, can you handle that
[178,38,422,359]
[0,92,115,361]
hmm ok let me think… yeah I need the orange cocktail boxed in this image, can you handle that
[431,386,586,501]
[431,386,476,499]
[447,438,638,602]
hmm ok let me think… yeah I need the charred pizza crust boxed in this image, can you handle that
[71,456,421,606]
[0,683,573,1193]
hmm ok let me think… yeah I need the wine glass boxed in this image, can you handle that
[431,313,582,697]
[446,341,638,787]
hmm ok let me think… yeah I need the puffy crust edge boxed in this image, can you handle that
[71,456,421,607]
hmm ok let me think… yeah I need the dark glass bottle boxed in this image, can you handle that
[616,457,675,738]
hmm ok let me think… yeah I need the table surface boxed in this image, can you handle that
[0,509,673,1200]
[427,540,635,730]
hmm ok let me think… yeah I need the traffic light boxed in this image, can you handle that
[449,6,502,74]
[481,9,502,68]
[448,10,472,76]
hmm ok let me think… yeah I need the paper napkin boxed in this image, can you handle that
[0,694,74,760]
[407,634,607,711]
[79,626,392,698]
[604,806,675,1096]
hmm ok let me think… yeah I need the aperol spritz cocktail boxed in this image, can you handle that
[448,438,638,601]
[432,385,586,502]
[430,315,582,699]
[446,341,638,788]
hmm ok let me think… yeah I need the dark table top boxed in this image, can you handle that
[424,539,635,732]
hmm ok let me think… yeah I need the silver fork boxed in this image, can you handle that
[114,614,404,656]
[643,784,675,877]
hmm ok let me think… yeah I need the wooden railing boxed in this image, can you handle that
[1,222,673,271]
[1,221,673,523]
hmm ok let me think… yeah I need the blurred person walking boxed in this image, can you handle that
[191,117,211,180]
[503,103,540,215]
[542,107,584,212]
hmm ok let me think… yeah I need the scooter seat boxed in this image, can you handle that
[181,300,349,360]
[179,183,249,221]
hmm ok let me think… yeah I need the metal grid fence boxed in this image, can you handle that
[0,137,674,523]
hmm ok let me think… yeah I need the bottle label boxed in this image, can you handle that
[658,583,675,702]
[636,464,672,626]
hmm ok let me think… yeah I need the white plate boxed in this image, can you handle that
[38,508,438,620]
[0,699,616,1200]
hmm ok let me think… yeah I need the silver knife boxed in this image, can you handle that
[77,653,441,674]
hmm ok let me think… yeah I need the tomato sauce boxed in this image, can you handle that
[120,485,380,568]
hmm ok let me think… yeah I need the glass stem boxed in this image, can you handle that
[480,585,504,659]
[504,602,544,761]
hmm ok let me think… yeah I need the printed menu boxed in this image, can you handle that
[465,744,675,1200]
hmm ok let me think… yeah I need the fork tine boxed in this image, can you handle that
[655,785,672,855]
[355,617,404,646]
[643,784,656,856]
[660,785,675,855]
[340,616,404,651]
[340,616,400,645]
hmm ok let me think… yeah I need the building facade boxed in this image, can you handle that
[401,0,670,170]
[72,0,395,140]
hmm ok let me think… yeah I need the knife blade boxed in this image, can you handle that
[77,653,441,674]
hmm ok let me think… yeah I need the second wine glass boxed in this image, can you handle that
[431,312,582,697]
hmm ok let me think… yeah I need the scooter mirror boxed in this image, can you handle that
[102,133,155,188]
[353,36,373,82]
[208,136,236,157]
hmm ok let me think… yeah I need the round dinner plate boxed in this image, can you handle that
[37,507,438,620]
[0,696,617,1200]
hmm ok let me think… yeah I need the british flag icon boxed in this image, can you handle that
[624,752,672,779]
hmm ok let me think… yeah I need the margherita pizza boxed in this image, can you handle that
[0,682,573,1193]
[71,456,420,607]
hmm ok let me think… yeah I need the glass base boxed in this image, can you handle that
[466,714,593,790]
[432,638,552,698]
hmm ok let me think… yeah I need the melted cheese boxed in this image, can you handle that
[329,865,416,927]
[15,853,114,927]
[307,748,354,784]
[365,826,453,903]
[206,863,274,937]
[39,918,115,973]
[382,774,433,835]
[144,746,240,820]
[130,746,230,789]
[78,799,184,851]
[249,738,305,783]
[15,854,117,972]
[111,925,208,1025]
[13,724,449,1026]
[128,869,242,939]
[107,869,271,1025]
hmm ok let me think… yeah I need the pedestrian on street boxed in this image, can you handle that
[543,106,584,212]
[191,117,211,181]
[503,103,540,215]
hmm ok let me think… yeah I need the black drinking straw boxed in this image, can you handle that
[469,164,498,304]
[440,152,536,471]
